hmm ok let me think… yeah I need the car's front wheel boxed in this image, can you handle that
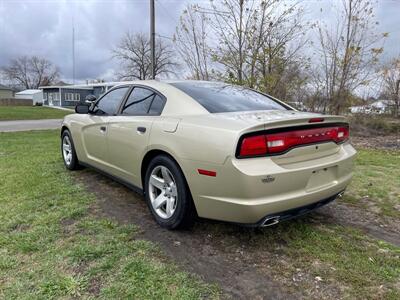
[61,130,80,170]
[144,155,195,229]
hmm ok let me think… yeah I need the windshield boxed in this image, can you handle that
[170,81,288,113]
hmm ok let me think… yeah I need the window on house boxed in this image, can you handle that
[49,93,58,101]
[74,93,80,101]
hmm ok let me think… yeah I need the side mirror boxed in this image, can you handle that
[85,94,97,103]
[75,104,90,114]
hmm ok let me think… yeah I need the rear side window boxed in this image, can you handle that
[170,81,288,113]
[122,87,165,115]
[148,95,164,115]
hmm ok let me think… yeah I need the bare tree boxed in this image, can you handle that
[381,58,400,117]
[113,32,178,80]
[313,0,386,114]
[174,4,212,80]
[208,0,259,85]
[1,56,59,89]
[249,0,308,99]
[202,0,307,101]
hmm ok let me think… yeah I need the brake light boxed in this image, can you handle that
[308,118,324,123]
[238,125,349,158]
[239,135,267,157]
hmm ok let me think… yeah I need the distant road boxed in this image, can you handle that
[0,119,62,132]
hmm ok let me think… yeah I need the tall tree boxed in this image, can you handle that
[204,0,307,101]
[209,0,258,85]
[248,0,307,99]
[381,57,400,117]
[113,32,178,80]
[312,0,386,114]
[1,56,59,89]
[174,5,212,80]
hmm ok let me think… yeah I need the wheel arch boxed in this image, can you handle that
[141,149,182,190]
[140,149,197,214]
[60,125,70,136]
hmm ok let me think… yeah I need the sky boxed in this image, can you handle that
[0,0,399,84]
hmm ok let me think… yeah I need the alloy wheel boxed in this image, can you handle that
[62,135,72,166]
[148,165,178,219]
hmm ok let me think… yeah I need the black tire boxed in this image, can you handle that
[144,155,196,229]
[61,130,81,170]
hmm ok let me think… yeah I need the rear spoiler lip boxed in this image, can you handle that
[235,122,349,159]
[237,115,348,136]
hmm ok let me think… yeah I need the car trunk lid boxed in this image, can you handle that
[226,110,349,164]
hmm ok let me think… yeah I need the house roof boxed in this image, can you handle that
[0,84,14,91]
[16,89,42,95]
[39,81,122,90]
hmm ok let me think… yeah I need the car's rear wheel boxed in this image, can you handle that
[61,130,80,170]
[144,155,195,229]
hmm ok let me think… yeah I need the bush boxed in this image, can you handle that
[348,114,400,136]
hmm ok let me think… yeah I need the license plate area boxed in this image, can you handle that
[306,166,338,192]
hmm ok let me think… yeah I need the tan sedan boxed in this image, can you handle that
[61,80,356,229]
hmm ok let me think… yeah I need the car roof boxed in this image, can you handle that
[111,80,210,116]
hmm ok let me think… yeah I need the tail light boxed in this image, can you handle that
[238,125,349,158]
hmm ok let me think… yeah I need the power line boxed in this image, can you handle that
[155,0,180,26]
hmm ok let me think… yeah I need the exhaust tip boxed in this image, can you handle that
[337,191,345,199]
[261,216,280,227]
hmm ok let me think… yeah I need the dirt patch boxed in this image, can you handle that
[73,168,400,299]
[75,170,299,299]
[316,201,400,246]
[351,135,400,150]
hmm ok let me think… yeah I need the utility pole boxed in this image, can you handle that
[150,0,155,79]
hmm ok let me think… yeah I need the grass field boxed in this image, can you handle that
[0,131,219,299]
[0,130,399,299]
[0,106,72,121]
[344,149,400,218]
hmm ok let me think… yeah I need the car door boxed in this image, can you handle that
[106,86,166,186]
[81,86,130,170]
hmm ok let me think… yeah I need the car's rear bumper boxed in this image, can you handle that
[193,174,351,224]
[237,191,343,227]
[181,142,356,224]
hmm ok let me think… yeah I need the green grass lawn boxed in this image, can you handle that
[0,130,399,299]
[0,106,72,121]
[0,131,219,299]
[344,149,400,218]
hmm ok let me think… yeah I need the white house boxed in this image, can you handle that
[15,89,44,105]
[350,100,396,114]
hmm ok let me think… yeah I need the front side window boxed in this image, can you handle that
[121,87,165,115]
[170,81,288,113]
[93,87,129,115]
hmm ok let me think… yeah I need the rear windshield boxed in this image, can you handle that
[170,81,288,113]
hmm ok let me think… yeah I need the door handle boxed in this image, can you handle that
[137,126,146,133]
[100,126,107,132]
